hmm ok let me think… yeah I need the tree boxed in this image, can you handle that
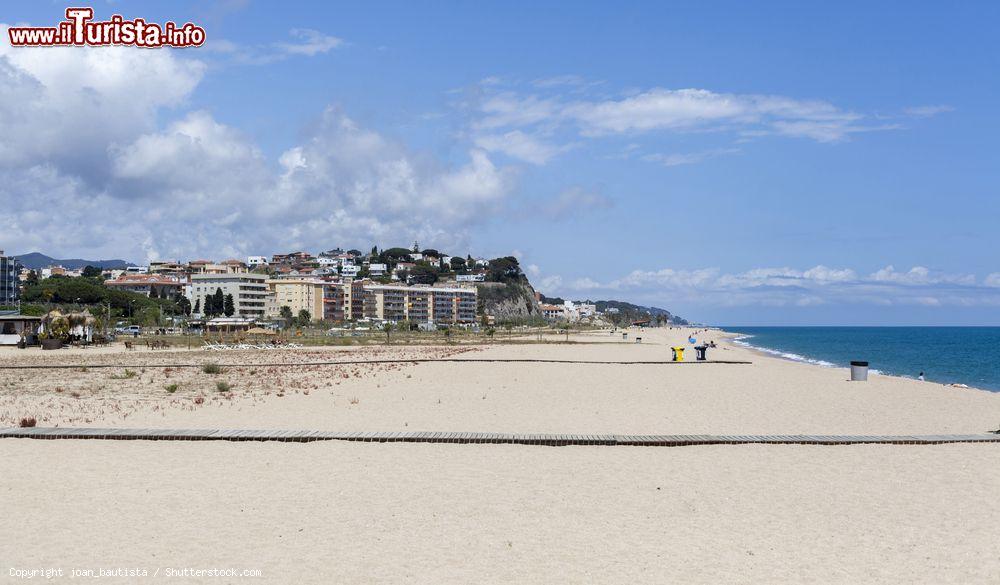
[486,256,523,283]
[203,294,214,316]
[224,294,235,317]
[408,264,438,285]
[81,265,103,278]
[279,305,293,321]
[213,288,224,317]
[25,270,39,286]
[296,309,311,327]
[382,321,393,343]
[380,247,412,264]
[177,295,192,317]
[149,287,158,299]
[193,298,200,315]
[450,256,466,271]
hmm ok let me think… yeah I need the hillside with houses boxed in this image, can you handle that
[1,245,684,334]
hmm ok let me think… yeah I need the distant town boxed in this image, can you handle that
[0,246,686,338]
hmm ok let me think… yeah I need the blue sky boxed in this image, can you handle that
[2,1,999,324]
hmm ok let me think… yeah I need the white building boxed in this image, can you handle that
[456,273,485,283]
[247,256,268,268]
[190,273,268,318]
[368,263,388,277]
[341,264,360,277]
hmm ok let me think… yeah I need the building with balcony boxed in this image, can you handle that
[323,280,366,322]
[0,250,21,306]
[363,284,477,324]
[265,278,325,320]
[104,274,186,298]
[190,273,268,318]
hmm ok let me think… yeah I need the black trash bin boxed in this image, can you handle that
[694,345,708,361]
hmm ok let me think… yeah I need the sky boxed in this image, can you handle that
[1,1,999,325]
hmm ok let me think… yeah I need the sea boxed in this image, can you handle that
[723,326,1000,392]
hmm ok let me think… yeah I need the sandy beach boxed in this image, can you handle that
[2,328,999,584]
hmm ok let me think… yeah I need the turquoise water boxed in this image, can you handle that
[724,327,1000,392]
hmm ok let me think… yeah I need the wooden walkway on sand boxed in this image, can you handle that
[2,427,998,447]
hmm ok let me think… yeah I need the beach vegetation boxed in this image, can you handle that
[202,363,223,375]
[111,368,137,380]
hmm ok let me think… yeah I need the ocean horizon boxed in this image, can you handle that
[722,326,1000,392]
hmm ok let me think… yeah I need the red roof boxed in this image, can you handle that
[106,274,184,286]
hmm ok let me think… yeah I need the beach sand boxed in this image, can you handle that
[1,328,999,583]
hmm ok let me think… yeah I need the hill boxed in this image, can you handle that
[13,252,133,270]
[539,294,688,326]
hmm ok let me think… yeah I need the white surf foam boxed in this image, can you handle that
[728,333,858,370]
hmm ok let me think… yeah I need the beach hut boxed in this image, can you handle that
[0,314,42,346]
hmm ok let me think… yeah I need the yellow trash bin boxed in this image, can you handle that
[671,346,685,362]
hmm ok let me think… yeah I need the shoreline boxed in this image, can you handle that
[718,326,998,394]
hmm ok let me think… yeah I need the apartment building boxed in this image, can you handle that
[265,278,325,320]
[190,273,268,318]
[148,260,185,275]
[0,250,21,305]
[104,274,185,298]
[323,280,366,322]
[187,259,247,275]
[363,284,477,324]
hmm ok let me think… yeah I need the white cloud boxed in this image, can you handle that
[0,29,205,168]
[459,81,915,169]
[0,39,517,262]
[472,85,885,144]
[904,105,954,118]
[642,148,740,167]
[474,130,570,165]
[204,29,343,65]
[275,29,343,56]
[536,264,999,308]
[868,265,974,286]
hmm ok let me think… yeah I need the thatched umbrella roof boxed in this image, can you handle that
[246,327,277,336]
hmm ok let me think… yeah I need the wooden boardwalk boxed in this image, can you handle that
[2,427,998,446]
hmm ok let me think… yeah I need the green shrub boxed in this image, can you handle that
[202,363,223,375]
[111,369,137,380]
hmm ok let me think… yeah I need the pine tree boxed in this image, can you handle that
[193,298,200,314]
[224,294,235,317]
[213,288,224,317]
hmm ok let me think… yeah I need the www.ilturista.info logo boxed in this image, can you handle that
[8,7,205,48]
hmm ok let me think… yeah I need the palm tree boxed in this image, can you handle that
[383,321,393,344]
